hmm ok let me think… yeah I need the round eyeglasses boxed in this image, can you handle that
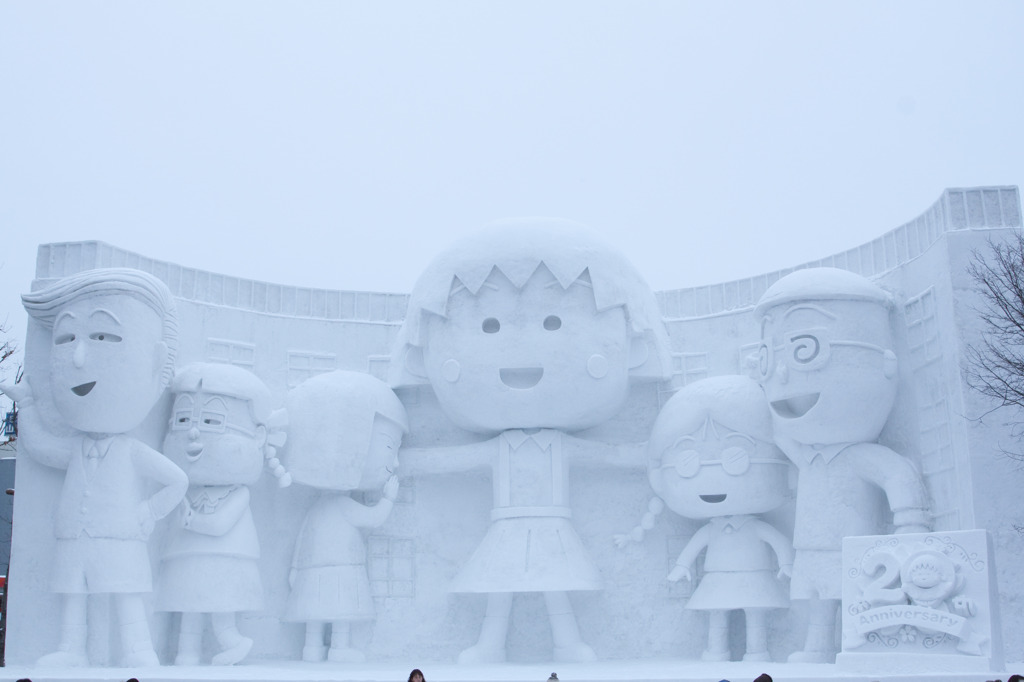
[757,328,888,380]
[171,407,256,437]
[660,445,787,478]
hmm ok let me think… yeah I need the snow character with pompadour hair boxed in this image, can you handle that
[281,370,407,663]
[156,362,290,666]
[618,375,793,662]
[391,219,671,663]
[0,268,189,667]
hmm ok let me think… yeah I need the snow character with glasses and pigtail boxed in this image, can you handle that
[616,375,794,662]
[156,362,291,666]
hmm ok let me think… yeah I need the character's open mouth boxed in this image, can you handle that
[500,367,543,389]
[770,393,819,419]
[72,382,96,396]
[700,494,727,503]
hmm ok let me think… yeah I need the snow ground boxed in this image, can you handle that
[0,658,1015,682]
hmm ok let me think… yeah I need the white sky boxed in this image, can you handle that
[2,1,1023,410]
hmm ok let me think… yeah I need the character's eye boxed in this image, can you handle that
[202,415,223,427]
[55,333,76,345]
[173,412,192,429]
[757,343,771,378]
[720,446,751,476]
[543,315,562,331]
[89,332,122,343]
[789,333,821,365]
[482,318,500,333]
[661,448,701,478]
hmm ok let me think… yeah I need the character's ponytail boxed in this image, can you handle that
[616,496,665,545]
[264,408,291,487]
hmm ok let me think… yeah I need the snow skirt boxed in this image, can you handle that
[155,555,264,613]
[686,569,789,610]
[450,514,602,593]
[284,564,375,622]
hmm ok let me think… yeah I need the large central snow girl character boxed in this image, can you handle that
[391,220,670,663]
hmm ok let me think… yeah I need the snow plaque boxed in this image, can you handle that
[839,530,1003,673]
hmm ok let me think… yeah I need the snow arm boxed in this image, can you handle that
[182,486,251,537]
[0,379,76,469]
[562,435,646,469]
[852,443,932,533]
[336,494,394,529]
[398,438,495,476]
[131,442,189,525]
[752,518,794,578]
[668,523,712,582]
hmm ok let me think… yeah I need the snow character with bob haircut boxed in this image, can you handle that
[282,370,407,663]
[619,375,793,662]
[156,362,290,666]
[753,267,931,662]
[0,268,188,667]
[391,220,671,663]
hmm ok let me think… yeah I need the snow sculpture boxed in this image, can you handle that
[390,219,670,664]
[0,268,188,667]
[281,370,406,663]
[156,362,290,666]
[839,530,1003,672]
[753,267,932,663]
[619,375,793,661]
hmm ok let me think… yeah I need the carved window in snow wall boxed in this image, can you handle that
[206,338,256,369]
[904,287,961,531]
[287,351,336,388]
[367,536,416,599]
[367,355,391,382]
[660,352,710,406]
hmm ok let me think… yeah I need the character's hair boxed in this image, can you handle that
[284,370,408,491]
[754,267,893,319]
[23,268,179,388]
[407,669,426,682]
[390,218,671,386]
[647,375,783,490]
[172,362,291,486]
[901,550,955,587]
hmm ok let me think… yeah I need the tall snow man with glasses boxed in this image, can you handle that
[753,268,931,663]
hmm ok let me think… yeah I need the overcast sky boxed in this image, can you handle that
[1,1,1023,409]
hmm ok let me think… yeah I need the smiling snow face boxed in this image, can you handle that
[652,418,789,520]
[757,299,898,447]
[163,390,265,487]
[421,265,634,433]
[49,294,168,434]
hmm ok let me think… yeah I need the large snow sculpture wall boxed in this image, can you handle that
[4,186,1022,669]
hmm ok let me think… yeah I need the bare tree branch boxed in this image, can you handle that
[966,233,1024,460]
